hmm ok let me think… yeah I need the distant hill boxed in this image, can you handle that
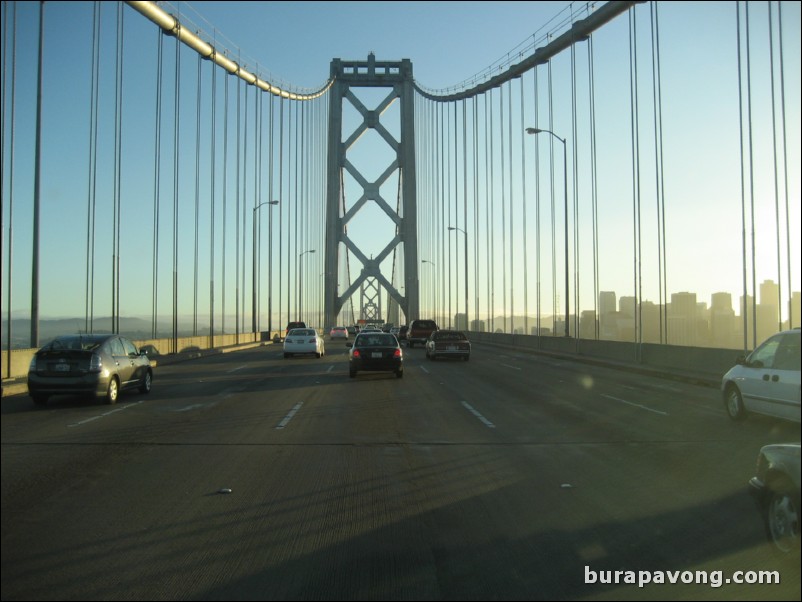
[2,317,191,349]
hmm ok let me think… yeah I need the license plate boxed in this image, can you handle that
[371,352,383,358]
[54,363,70,372]
[447,346,456,351]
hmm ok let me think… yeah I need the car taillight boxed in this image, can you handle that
[28,356,39,372]
[308,338,316,343]
[393,349,402,358]
[353,350,361,358]
[89,353,102,373]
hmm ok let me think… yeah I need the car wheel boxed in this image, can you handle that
[105,376,120,405]
[464,355,470,362]
[765,478,800,554]
[32,394,49,406]
[284,353,290,359]
[396,369,403,378]
[724,385,746,421]
[349,369,357,378]
[316,352,321,358]
[139,370,152,394]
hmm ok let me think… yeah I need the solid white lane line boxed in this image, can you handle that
[601,394,668,416]
[500,363,521,371]
[227,365,246,373]
[68,402,141,427]
[461,401,496,428]
[276,401,304,430]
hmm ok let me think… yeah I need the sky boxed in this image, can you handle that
[2,1,801,335]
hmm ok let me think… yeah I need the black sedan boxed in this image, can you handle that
[749,443,800,554]
[347,332,404,379]
[425,329,471,361]
[27,334,153,405]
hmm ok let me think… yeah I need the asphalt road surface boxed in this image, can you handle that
[2,342,800,600]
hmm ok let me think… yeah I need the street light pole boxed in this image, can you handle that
[448,227,469,331]
[252,200,279,334]
[525,127,570,337]
[298,249,316,324]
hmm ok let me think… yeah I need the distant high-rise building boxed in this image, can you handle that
[599,291,617,340]
[669,292,698,346]
[760,280,780,334]
[619,296,636,318]
[790,292,801,329]
[710,292,737,348]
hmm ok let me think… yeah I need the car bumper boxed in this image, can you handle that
[27,373,108,398]
[350,359,403,372]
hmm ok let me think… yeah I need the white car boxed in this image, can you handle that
[284,328,325,358]
[330,326,348,340]
[722,328,800,423]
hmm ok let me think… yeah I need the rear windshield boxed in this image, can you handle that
[290,329,315,336]
[435,331,466,341]
[412,320,437,330]
[357,334,397,347]
[43,336,105,351]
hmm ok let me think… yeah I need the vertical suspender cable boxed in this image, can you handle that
[777,2,792,329]
[152,27,163,338]
[268,93,275,333]
[520,75,528,337]
[650,2,668,344]
[30,0,45,347]
[737,3,748,350]
[4,2,18,370]
[462,97,468,331]
[278,97,284,328]
[210,40,216,343]
[237,74,245,333]
[222,69,229,335]
[172,21,181,353]
[499,84,507,333]
[508,80,514,333]
[235,68,241,339]
[629,7,643,350]
[768,3,782,333]
[241,77,248,334]
[548,61,556,336]
[571,24,580,343]
[533,65,542,340]
[112,3,124,334]
[588,35,600,340]
[86,2,100,333]
[488,89,495,333]
[473,96,480,328]
[193,53,201,336]
[746,2,757,349]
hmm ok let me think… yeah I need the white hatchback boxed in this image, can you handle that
[722,329,800,423]
[284,328,325,359]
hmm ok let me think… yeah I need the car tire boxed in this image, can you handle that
[139,370,152,394]
[765,478,800,554]
[32,394,49,406]
[349,369,357,378]
[105,376,120,405]
[724,385,746,421]
[284,353,290,359]
[396,369,403,378]
[464,355,470,362]
[316,352,321,358]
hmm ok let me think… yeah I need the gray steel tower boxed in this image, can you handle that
[323,54,419,329]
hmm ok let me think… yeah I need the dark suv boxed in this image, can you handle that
[285,321,306,337]
[407,319,438,348]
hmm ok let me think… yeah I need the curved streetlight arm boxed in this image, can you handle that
[525,126,570,337]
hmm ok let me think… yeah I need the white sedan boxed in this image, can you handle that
[329,326,349,340]
[284,328,325,358]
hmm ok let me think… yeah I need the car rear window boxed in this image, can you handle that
[436,331,466,341]
[413,320,437,330]
[358,335,396,347]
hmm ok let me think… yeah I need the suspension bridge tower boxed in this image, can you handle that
[323,54,419,330]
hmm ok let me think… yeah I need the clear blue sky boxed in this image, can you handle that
[2,1,800,329]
